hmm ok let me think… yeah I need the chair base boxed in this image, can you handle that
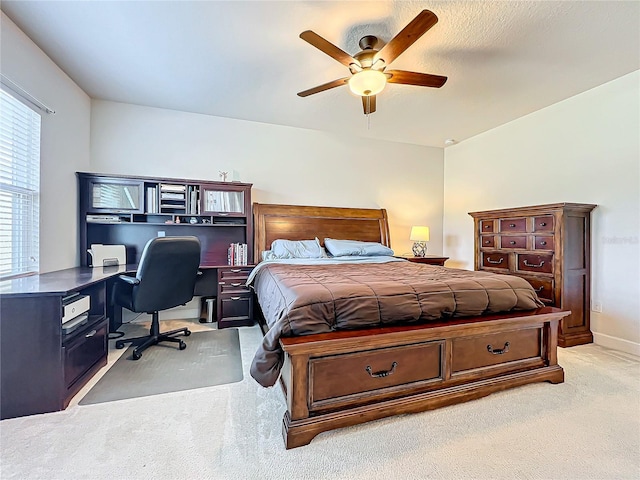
[115,311,191,360]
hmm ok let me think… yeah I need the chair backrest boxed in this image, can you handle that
[131,236,201,313]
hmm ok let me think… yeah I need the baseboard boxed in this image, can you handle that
[158,296,202,321]
[593,332,640,357]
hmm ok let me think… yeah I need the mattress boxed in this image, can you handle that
[248,257,544,387]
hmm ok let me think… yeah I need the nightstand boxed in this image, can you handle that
[395,255,449,266]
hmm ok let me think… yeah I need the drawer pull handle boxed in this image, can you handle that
[486,257,504,264]
[524,260,545,268]
[484,225,490,229]
[365,361,398,378]
[534,286,544,292]
[509,241,516,245]
[540,241,547,246]
[487,342,510,355]
[229,269,242,273]
[229,283,242,287]
[484,240,490,244]
[85,329,97,338]
[509,223,516,228]
[229,296,241,301]
[540,222,547,226]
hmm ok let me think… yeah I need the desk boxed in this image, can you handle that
[0,265,134,420]
[0,262,253,420]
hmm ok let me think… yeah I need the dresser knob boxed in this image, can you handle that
[540,241,547,246]
[509,241,516,245]
[540,222,547,226]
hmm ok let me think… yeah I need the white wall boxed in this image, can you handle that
[1,13,91,273]
[444,71,640,355]
[90,100,445,255]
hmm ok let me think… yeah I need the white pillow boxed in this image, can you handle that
[324,238,394,257]
[265,238,326,259]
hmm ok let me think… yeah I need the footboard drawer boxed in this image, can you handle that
[309,341,443,407]
[452,328,542,373]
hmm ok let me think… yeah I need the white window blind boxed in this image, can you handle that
[0,87,40,279]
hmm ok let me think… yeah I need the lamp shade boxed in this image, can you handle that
[410,226,430,242]
[348,69,387,96]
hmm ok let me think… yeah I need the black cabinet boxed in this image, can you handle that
[0,269,110,419]
[77,172,254,268]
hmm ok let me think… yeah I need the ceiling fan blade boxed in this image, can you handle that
[297,77,349,97]
[300,31,361,68]
[374,10,438,65]
[386,70,447,88]
[361,95,377,114]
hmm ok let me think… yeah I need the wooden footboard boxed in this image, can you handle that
[277,307,568,449]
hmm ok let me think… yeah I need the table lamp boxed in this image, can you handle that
[410,226,430,257]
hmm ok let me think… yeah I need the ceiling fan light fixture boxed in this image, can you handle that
[348,69,387,96]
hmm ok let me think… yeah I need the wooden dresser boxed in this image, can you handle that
[469,203,596,347]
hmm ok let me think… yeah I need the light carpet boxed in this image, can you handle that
[79,328,243,405]
[0,322,638,480]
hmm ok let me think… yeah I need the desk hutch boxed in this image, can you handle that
[77,172,255,330]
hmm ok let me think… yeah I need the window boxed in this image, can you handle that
[0,87,41,279]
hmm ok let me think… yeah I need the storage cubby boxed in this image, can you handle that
[78,172,253,268]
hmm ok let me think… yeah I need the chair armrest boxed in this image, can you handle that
[117,275,140,285]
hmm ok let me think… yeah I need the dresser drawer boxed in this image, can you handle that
[500,235,527,249]
[500,218,526,233]
[534,216,554,232]
[534,235,554,251]
[452,328,542,373]
[480,220,494,233]
[481,252,510,269]
[480,235,495,248]
[521,276,555,305]
[517,253,553,274]
[310,341,443,405]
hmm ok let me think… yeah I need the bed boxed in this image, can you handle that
[251,203,567,449]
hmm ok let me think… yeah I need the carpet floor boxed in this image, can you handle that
[0,320,638,480]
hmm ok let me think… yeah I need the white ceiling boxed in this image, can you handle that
[2,1,639,148]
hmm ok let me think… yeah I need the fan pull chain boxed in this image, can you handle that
[366,96,371,130]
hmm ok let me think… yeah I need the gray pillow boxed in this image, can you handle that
[263,238,326,260]
[324,238,394,257]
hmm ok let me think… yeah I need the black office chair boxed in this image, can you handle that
[113,236,201,360]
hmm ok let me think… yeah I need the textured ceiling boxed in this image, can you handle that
[2,1,639,147]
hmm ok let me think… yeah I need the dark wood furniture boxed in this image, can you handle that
[77,172,254,330]
[395,255,449,266]
[469,203,596,347]
[217,265,255,328]
[252,203,568,449]
[0,266,126,419]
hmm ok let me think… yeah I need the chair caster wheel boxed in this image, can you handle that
[179,341,187,350]
[116,341,124,349]
[184,330,191,336]
[132,350,142,360]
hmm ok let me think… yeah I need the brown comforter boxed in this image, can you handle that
[249,261,544,387]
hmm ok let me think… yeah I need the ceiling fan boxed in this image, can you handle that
[297,9,448,115]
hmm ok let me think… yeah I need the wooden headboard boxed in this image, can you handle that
[253,203,390,261]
